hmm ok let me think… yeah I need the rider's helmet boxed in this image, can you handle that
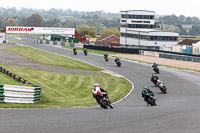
[94,83,99,87]
[143,86,148,90]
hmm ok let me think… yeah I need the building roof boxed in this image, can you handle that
[97,35,120,41]
[178,39,200,45]
[120,10,155,13]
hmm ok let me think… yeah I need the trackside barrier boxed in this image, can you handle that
[159,53,200,62]
[0,66,42,103]
[0,84,41,103]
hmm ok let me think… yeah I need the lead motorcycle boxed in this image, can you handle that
[157,80,167,93]
[92,87,113,109]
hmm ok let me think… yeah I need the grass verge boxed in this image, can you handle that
[5,46,102,71]
[0,64,130,108]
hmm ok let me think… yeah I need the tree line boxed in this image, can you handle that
[0,7,200,37]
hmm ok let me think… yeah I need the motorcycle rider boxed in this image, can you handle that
[92,83,111,105]
[83,48,88,55]
[104,53,108,58]
[142,86,155,105]
[152,62,158,68]
[73,47,77,54]
[115,57,120,63]
[151,74,159,82]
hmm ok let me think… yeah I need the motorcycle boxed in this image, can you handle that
[157,80,167,93]
[83,49,88,56]
[73,49,77,55]
[115,60,121,67]
[92,87,113,109]
[151,76,159,86]
[144,92,157,106]
[153,66,159,74]
[104,55,109,62]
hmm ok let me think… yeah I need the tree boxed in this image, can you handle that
[101,28,120,37]
[162,25,180,33]
[76,25,97,38]
[178,15,185,23]
[27,14,46,27]
[176,24,187,35]
[0,16,5,28]
[192,17,200,23]
[185,17,193,24]
[189,24,200,36]
[46,17,61,27]
[5,18,18,26]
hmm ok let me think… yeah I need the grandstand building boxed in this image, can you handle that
[120,10,179,48]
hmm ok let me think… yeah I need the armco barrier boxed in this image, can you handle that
[0,84,41,103]
[159,53,200,62]
[0,66,42,103]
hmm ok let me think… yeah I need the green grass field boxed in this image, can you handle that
[0,45,131,108]
[0,65,130,108]
[5,46,102,71]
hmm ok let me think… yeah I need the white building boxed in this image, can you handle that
[120,10,179,48]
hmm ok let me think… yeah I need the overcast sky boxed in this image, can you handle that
[1,0,199,17]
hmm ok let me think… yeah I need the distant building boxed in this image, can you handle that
[95,35,120,47]
[178,39,200,46]
[120,10,179,47]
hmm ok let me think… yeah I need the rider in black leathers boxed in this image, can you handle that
[142,86,154,105]
[152,62,158,68]
[73,47,77,54]
[115,57,120,63]
[151,74,159,82]
[83,48,88,55]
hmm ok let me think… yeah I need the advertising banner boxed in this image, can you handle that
[6,26,75,35]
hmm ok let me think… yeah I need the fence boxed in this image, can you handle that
[0,84,41,103]
[0,66,42,103]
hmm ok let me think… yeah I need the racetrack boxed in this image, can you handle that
[1,37,200,133]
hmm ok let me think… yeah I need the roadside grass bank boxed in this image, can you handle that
[5,46,102,71]
[0,42,15,46]
[0,64,130,108]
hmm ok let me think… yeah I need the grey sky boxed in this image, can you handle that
[1,0,199,17]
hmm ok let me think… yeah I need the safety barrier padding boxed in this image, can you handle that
[0,84,41,103]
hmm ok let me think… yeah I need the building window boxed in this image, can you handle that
[121,14,127,18]
[121,33,177,42]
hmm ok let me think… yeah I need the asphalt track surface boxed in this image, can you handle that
[1,37,200,133]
